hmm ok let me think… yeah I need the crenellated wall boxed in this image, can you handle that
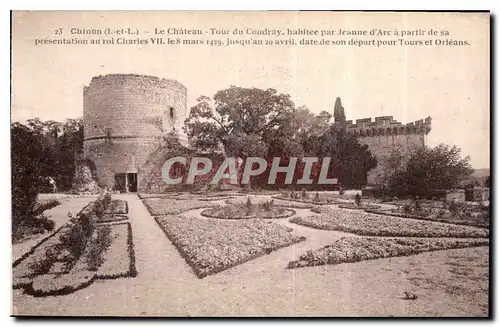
[346,116,432,185]
[83,74,189,190]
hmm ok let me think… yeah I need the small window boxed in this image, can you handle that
[169,107,175,119]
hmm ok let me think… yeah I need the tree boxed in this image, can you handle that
[58,118,84,190]
[185,87,298,158]
[333,97,346,123]
[185,87,302,187]
[11,123,44,231]
[13,118,84,192]
[318,126,377,189]
[380,144,474,198]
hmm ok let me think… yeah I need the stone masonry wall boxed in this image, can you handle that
[346,116,431,185]
[358,133,426,185]
[83,74,188,190]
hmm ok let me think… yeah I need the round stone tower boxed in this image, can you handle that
[83,73,188,191]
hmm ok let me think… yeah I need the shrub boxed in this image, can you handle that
[449,200,459,216]
[245,197,253,215]
[41,218,56,232]
[413,199,422,212]
[301,189,308,199]
[87,226,113,271]
[403,203,413,214]
[354,194,362,207]
[60,212,95,262]
[33,199,61,216]
[260,199,274,212]
[437,209,447,218]
[314,192,320,203]
[28,246,59,275]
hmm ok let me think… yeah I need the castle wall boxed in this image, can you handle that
[358,133,426,185]
[83,74,188,190]
[346,115,431,186]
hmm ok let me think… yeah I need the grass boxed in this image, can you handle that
[291,207,489,238]
[288,237,489,269]
[154,215,306,278]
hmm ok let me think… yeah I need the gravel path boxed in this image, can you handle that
[12,194,489,317]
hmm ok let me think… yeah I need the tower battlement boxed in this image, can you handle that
[346,116,431,137]
[332,97,432,185]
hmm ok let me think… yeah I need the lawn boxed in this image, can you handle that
[154,215,306,278]
[291,207,489,238]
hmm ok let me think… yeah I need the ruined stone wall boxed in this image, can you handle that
[83,74,188,189]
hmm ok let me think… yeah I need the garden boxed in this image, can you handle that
[365,199,490,228]
[143,198,219,216]
[288,236,489,269]
[291,206,489,238]
[12,192,136,296]
[201,197,295,219]
[154,215,305,278]
[273,189,352,205]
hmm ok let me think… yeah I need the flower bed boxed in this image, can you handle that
[338,203,381,210]
[191,191,244,197]
[15,222,137,296]
[198,196,236,202]
[13,192,137,296]
[12,226,72,288]
[226,197,316,209]
[138,193,183,200]
[365,209,489,229]
[201,205,295,219]
[104,199,128,214]
[273,194,351,206]
[142,198,216,216]
[154,215,306,278]
[288,237,489,269]
[290,207,489,238]
[98,214,128,224]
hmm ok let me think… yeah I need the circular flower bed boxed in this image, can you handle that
[201,204,295,219]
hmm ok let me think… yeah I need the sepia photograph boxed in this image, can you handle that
[10,10,490,317]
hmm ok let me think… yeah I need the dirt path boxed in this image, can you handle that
[12,194,489,317]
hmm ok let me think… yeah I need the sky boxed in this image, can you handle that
[11,11,490,168]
